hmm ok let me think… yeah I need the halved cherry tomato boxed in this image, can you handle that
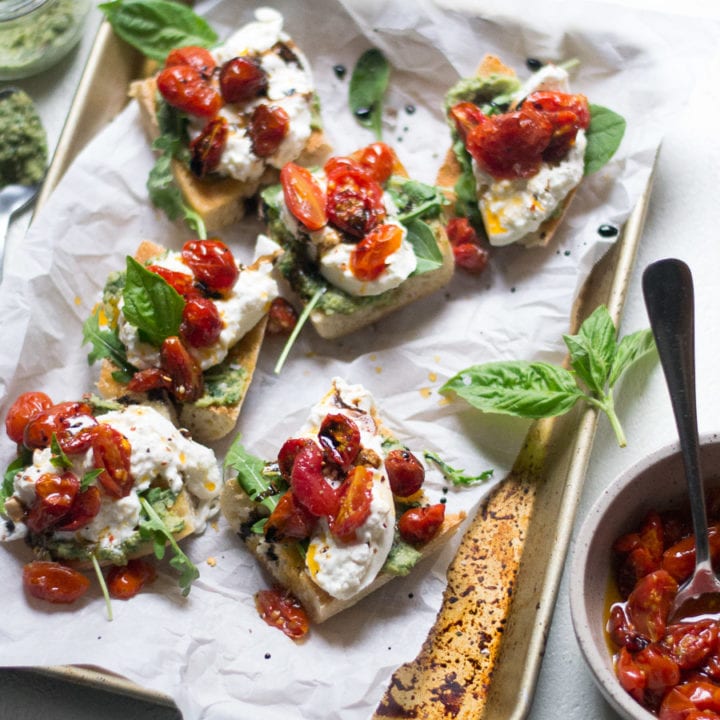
[23,401,97,454]
[219,56,267,103]
[190,116,229,178]
[90,423,133,498]
[127,367,173,394]
[180,295,223,348]
[616,645,680,704]
[398,503,445,546]
[448,101,485,143]
[278,437,316,480]
[385,448,425,497]
[56,485,102,531]
[290,442,339,518]
[524,91,590,163]
[26,471,81,534]
[160,336,204,403]
[452,242,489,274]
[330,465,373,542]
[280,163,327,231]
[165,46,216,77]
[317,413,361,472]
[5,391,53,444]
[264,491,316,542]
[266,297,298,335]
[249,104,289,158]
[607,602,648,653]
[156,64,222,118]
[255,586,310,640]
[349,223,403,281]
[626,569,678,643]
[350,142,396,184]
[664,620,719,670]
[146,265,196,297]
[660,681,720,720]
[23,561,90,604]
[107,558,157,600]
[182,239,239,296]
[663,526,720,584]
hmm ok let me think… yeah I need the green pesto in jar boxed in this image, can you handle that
[0,89,48,188]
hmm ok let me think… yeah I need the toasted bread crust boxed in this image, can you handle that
[440,54,580,248]
[130,78,332,233]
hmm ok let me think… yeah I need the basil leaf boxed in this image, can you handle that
[405,219,443,276]
[441,361,583,418]
[123,256,184,347]
[50,434,72,470]
[391,178,446,223]
[2,451,30,507]
[563,305,617,395]
[82,311,137,382]
[451,139,483,228]
[423,451,494,487]
[584,104,626,175]
[81,469,103,491]
[608,328,656,387]
[349,48,390,140]
[224,436,285,514]
[99,0,218,63]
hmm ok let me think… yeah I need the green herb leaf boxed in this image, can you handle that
[139,495,198,596]
[390,178,446,223]
[451,140,483,228]
[2,451,31,507]
[81,469,104,491]
[423,451,494,486]
[50,434,72,470]
[90,554,114,622]
[563,305,617,395]
[99,0,217,63]
[441,361,583,419]
[274,286,326,374]
[584,104,626,175]
[82,311,137,382]
[405,219,444,276]
[608,328,656,387]
[349,48,390,141]
[123,256,184,347]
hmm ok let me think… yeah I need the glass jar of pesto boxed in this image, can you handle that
[0,0,90,80]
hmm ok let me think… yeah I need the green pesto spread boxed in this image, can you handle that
[195,361,248,408]
[0,89,47,188]
[383,536,423,577]
[444,74,521,116]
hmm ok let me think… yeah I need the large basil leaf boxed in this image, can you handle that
[349,48,390,140]
[584,104,626,175]
[608,329,656,387]
[405,219,444,276]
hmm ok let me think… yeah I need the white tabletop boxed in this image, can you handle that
[2,1,720,718]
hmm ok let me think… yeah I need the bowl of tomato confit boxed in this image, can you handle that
[570,434,720,720]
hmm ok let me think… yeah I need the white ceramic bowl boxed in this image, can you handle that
[569,433,720,719]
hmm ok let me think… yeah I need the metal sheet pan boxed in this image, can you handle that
[17,18,655,718]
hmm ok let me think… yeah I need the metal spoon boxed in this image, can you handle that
[0,87,44,278]
[642,258,720,618]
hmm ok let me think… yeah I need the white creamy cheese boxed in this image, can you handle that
[3,405,221,549]
[300,378,396,601]
[118,251,278,371]
[473,130,587,246]
[516,64,570,97]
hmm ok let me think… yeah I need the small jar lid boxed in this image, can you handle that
[0,0,50,23]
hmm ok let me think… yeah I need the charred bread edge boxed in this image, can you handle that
[129,77,332,233]
[438,54,581,249]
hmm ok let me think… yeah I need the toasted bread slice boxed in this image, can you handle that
[95,241,270,444]
[130,77,332,233]
[440,54,582,248]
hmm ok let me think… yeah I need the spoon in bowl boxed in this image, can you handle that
[642,258,720,619]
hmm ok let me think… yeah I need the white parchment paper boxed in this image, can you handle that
[0,1,715,718]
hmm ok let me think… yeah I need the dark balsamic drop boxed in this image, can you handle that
[354,106,372,120]
[405,104,416,114]
[333,64,346,80]
[598,223,619,238]
[526,57,543,71]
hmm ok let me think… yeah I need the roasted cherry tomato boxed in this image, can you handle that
[146,265,196,297]
[524,91,590,163]
[182,239,239,296]
[165,46,216,77]
[255,586,310,640]
[127,367,173,394]
[385,448,425,497]
[219,56,267,103]
[264,491,317,542]
[659,681,720,720]
[25,471,80,534]
[249,104,289,158]
[5,391,53,444]
[290,442,340,518]
[616,645,680,705]
[156,64,222,118]
[663,620,719,671]
[160,336,204,403]
[452,242,488,274]
[607,602,648,654]
[266,297,298,335]
[107,558,157,600]
[448,101,485,143]
[278,437,316,480]
[330,465,373,542]
[626,569,678,643]
[23,401,97,454]
[349,223,403,281]
[350,142,396,184]
[398,503,445,546]
[280,163,327,231]
[90,423,133,498]
[663,526,720,584]
[190,116,229,178]
[317,413,361,472]
[181,295,223,348]
[56,485,102,532]
[23,561,90,604]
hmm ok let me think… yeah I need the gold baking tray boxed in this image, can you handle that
[17,18,655,719]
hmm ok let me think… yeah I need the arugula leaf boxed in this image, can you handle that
[584,104,626,175]
[405,219,444,276]
[50,435,72,470]
[91,554,114,621]
[139,495,198,596]
[82,311,137,382]
[390,178,446,224]
[349,48,390,140]
[99,0,217,63]
[274,286,326,375]
[442,361,583,419]
[424,451,494,486]
[123,256,184,347]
